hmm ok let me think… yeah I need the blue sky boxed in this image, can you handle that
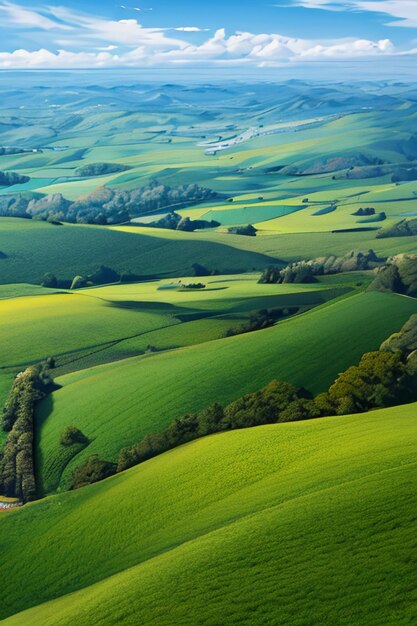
[0,0,416,76]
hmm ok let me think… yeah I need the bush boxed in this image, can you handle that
[74,162,131,177]
[71,455,116,490]
[228,224,257,236]
[60,426,89,446]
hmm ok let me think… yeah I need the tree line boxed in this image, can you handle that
[0,180,218,225]
[259,250,385,285]
[0,361,54,502]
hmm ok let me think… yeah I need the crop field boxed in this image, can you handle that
[36,290,417,492]
[2,403,417,624]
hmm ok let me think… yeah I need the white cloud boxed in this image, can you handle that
[287,0,417,27]
[47,7,186,48]
[96,45,119,51]
[0,1,415,69]
[0,48,119,68]
[173,27,210,32]
[158,28,399,63]
[0,1,71,30]
[0,30,408,69]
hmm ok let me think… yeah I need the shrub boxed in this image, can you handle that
[60,426,89,447]
[71,455,116,490]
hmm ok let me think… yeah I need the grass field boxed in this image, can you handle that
[112,224,417,264]
[2,403,417,624]
[36,290,417,493]
[1,80,417,625]
[0,219,277,285]
[0,274,337,404]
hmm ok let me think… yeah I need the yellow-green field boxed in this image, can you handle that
[2,403,417,625]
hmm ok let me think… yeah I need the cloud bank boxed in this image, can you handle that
[0,1,415,69]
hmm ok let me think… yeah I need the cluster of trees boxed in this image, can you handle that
[0,362,54,502]
[368,253,417,297]
[70,455,116,490]
[376,218,417,239]
[227,225,257,237]
[182,282,206,290]
[226,308,296,337]
[74,162,131,177]
[41,265,127,290]
[259,250,384,285]
[69,266,121,290]
[352,207,375,217]
[0,181,218,225]
[0,171,30,187]
[149,211,220,232]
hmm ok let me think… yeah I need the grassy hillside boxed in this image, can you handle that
[0,275,335,405]
[0,219,277,284]
[112,225,417,264]
[36,290,417,492]
[2,403,417,624]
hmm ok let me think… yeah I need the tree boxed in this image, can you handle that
[71,455,116,490]
[60,426,89,446]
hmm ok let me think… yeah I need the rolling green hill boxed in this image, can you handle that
[0,275,336,406]
[36,290,417,493]
[1,80,417,626]
[2,403,417,624]
[0,218,277,284]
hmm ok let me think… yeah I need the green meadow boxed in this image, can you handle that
[0,219,276,284]
[1,403,417,625]
[36,290,417,493]
[1,80,417,625]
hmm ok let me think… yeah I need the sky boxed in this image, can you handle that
[0,0,416,77]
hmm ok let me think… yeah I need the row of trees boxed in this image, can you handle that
[259,250,385,285]
[41,265,130,290]
[0,362,54,501]
[226,308,296,337]
[148,211,220,232]
[114,328,417,474]
[0,180,219,225]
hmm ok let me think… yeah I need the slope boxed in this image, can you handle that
[0,218,277,284]
[2,403,417,624]
[36,290,417,492]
